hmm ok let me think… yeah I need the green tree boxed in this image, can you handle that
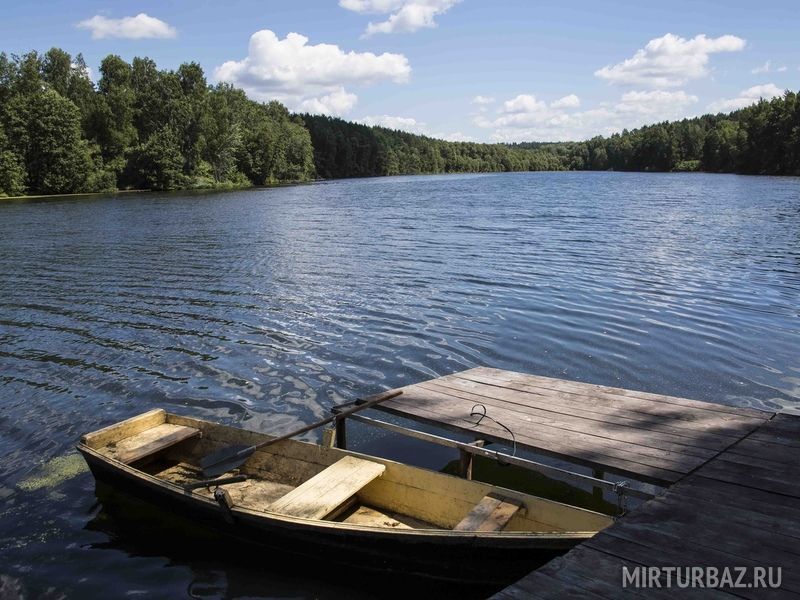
[201,84,243,182]
[96,55,137,170]
[0,128,26,196]
[130,126,185,190]
[703,120,746,172]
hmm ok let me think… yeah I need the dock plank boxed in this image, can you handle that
[417,379,724,456]
[453,369,764,428]
[494,411,799,599]
[378,394,688,485]
[470,367,768,419]
[363,368,791,599]
[420,377,744,447]
[377,368,770,485]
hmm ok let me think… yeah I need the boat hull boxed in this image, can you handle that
[79,447,570,586]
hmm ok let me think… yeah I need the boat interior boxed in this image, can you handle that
[79,409,614,535]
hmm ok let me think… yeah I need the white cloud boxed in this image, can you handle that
[551,94,580,109]
[471,95,495,105]
[359,114,471,141]
[707,84,783,113]
[500,94,548,114]
[340,0,460,36]
[595,33,746,88]
[478,90,698,142]
[614,90,698,116]
[751,60,787,74]
[360,114,424,131]
[298,87,358,116]
[752,60,772,74]
[214,30,410,115]
[77,13,177,40]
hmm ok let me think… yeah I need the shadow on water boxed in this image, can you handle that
[86,482,505,599]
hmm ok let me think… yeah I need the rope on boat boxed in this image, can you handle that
[469,403,517,465]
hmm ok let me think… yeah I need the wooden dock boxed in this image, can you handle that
[361,367,797,597]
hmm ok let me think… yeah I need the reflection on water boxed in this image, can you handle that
[1,172,799,597]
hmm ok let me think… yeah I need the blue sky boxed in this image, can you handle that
[2,0,799,142]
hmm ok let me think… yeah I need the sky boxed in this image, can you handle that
[2,0,799,142]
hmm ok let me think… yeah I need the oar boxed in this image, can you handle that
[199,389,403,478]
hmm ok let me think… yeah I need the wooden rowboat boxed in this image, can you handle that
[77,409,613,585]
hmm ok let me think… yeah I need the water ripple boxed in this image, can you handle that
[1,172,799,596]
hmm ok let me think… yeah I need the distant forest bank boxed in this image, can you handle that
[1,48,799,198]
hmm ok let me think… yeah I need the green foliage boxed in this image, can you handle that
[0,117,25,196]
[673,160,701,172]
[1,84,96,194]
[301,114,564,178]
[0,149,26,196]
[554,92,799,176]
[130,126,186,190]
[0,47,317,196]
[702,121,746,172]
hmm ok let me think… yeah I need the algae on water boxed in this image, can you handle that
[16,454,88,492]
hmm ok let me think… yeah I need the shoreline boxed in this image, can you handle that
[0,189,150,202]
[3,169,796,203]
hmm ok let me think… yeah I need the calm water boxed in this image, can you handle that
[1,171,799,598]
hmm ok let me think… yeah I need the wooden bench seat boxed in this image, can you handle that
[453,493,523,532]
[268,456,385,520]
[109,423,201,464]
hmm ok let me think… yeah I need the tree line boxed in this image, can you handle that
[1,47,798,197]
[301,115,564,178]
[305,91,800,178]
[513,92,800,175]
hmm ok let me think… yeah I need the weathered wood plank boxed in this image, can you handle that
[377,399,686,485]
[669,476,800,521]
[695,457,800,498]
[587,531,799,599]
[608,495,800,560]
[453,493,522,532]
[468,367,770,419]
[268,456,385,520]
[493,571,611,600]
[492,406,798,600]
[81,409,166,449]
[708,446,800,476]
[384,387,704,473]
[446,370,766,434]
[764,413,800,434]
[419,377,746,447]
[114,424,200,464]
[534,545,734,600]
[725,437,800,465]
[393,385,709,464]
[417,379,725,456]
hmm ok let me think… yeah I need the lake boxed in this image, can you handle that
[1,171,799,598]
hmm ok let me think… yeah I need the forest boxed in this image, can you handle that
[304,92,800,178]
[0,48,314,197]
[1,47,798,197]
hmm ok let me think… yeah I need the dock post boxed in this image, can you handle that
[459,440,485,479]
[334,416,347,449]
[592,468,604,502]
[321,428,336,447]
